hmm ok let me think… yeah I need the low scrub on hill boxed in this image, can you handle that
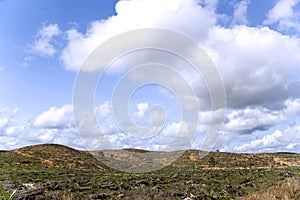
[1,144,299,199]
[242,178,300,200]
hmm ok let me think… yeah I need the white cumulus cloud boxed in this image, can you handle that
[224,98,300,134]
[233,0,250,24]
[204,25,300,108]
[264,0,300,31]
[0,118,8,130]
[97,101,111,117]
[33,105,74,129]
[225,107,284,134]
[234,125,300,152]
[0,107,18,133]
[59,0,300,112]
[134,103,149,118]
[61,0,216,71]
[28,23,61,57]
[234,130,283,152]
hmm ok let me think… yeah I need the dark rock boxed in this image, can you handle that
[41,181,55,189]
[150,185,164,192]
[15,189,44,200]
[171,192,185,197]
[89,193,110,199]
[136,180,149,186]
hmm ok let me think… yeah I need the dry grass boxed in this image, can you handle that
[242,179,300,200]
[60,191,77,200]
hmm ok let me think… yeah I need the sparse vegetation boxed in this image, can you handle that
[241,178,300,200]
[0,184,16,200]
[0,144,299,199]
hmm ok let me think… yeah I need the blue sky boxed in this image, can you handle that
[1,0,300,153]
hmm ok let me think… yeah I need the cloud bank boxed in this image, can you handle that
[16,0,300,152]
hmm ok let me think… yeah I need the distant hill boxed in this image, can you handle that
[172,150,300,169]
[91,148,300,171]
[2,144,300,170]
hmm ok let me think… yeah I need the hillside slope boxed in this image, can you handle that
[0,144,299,199]
[2,144,105,170]
[92,148,300,170]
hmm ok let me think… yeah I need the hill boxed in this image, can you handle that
[0,144,299,199]
[8,144,105,170]
[91,148,300,173]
